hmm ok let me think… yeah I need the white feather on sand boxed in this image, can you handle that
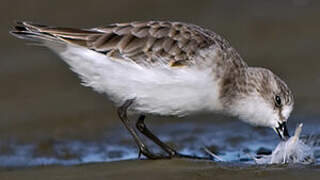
[254,123,315,164]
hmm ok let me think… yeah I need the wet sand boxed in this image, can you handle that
[1,0,320,179]
[1,159,320,180]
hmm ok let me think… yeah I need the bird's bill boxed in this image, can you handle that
[274,122,290,141]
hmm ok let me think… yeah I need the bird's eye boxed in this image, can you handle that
[275,95,282,107]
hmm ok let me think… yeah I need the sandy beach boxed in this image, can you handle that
[1,159,320,180]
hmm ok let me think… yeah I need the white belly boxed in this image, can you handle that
[51,44,223,116]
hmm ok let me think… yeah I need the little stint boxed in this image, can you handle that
[11,21,294,159]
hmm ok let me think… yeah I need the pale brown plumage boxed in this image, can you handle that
[11,20,293,109]
[12,21,244,67]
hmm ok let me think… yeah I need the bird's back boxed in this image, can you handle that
[11,21,246,116]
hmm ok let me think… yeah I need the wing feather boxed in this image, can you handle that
[11,21,242,67]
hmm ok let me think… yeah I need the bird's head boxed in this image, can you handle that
[222,67,294,140]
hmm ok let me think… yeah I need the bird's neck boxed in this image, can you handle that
[218,64,253,108]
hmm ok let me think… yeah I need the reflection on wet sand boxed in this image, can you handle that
[0,121,318,167]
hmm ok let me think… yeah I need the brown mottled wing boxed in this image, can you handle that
[87,21,222,66]
[12,21,233,67]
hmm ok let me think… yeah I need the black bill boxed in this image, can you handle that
[275,122,290,141]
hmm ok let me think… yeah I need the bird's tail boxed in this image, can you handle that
[10,21,102,46]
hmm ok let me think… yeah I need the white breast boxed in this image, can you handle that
[49,44,223,116]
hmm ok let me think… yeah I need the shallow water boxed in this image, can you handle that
[0,120,319,167]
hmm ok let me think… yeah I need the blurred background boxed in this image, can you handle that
[1,0,320,145]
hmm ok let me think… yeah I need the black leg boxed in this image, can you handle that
[136,115,214,160]
[117,100,166,159]
[136,115,177,156]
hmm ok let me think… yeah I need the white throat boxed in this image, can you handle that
[228,96,276,127]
